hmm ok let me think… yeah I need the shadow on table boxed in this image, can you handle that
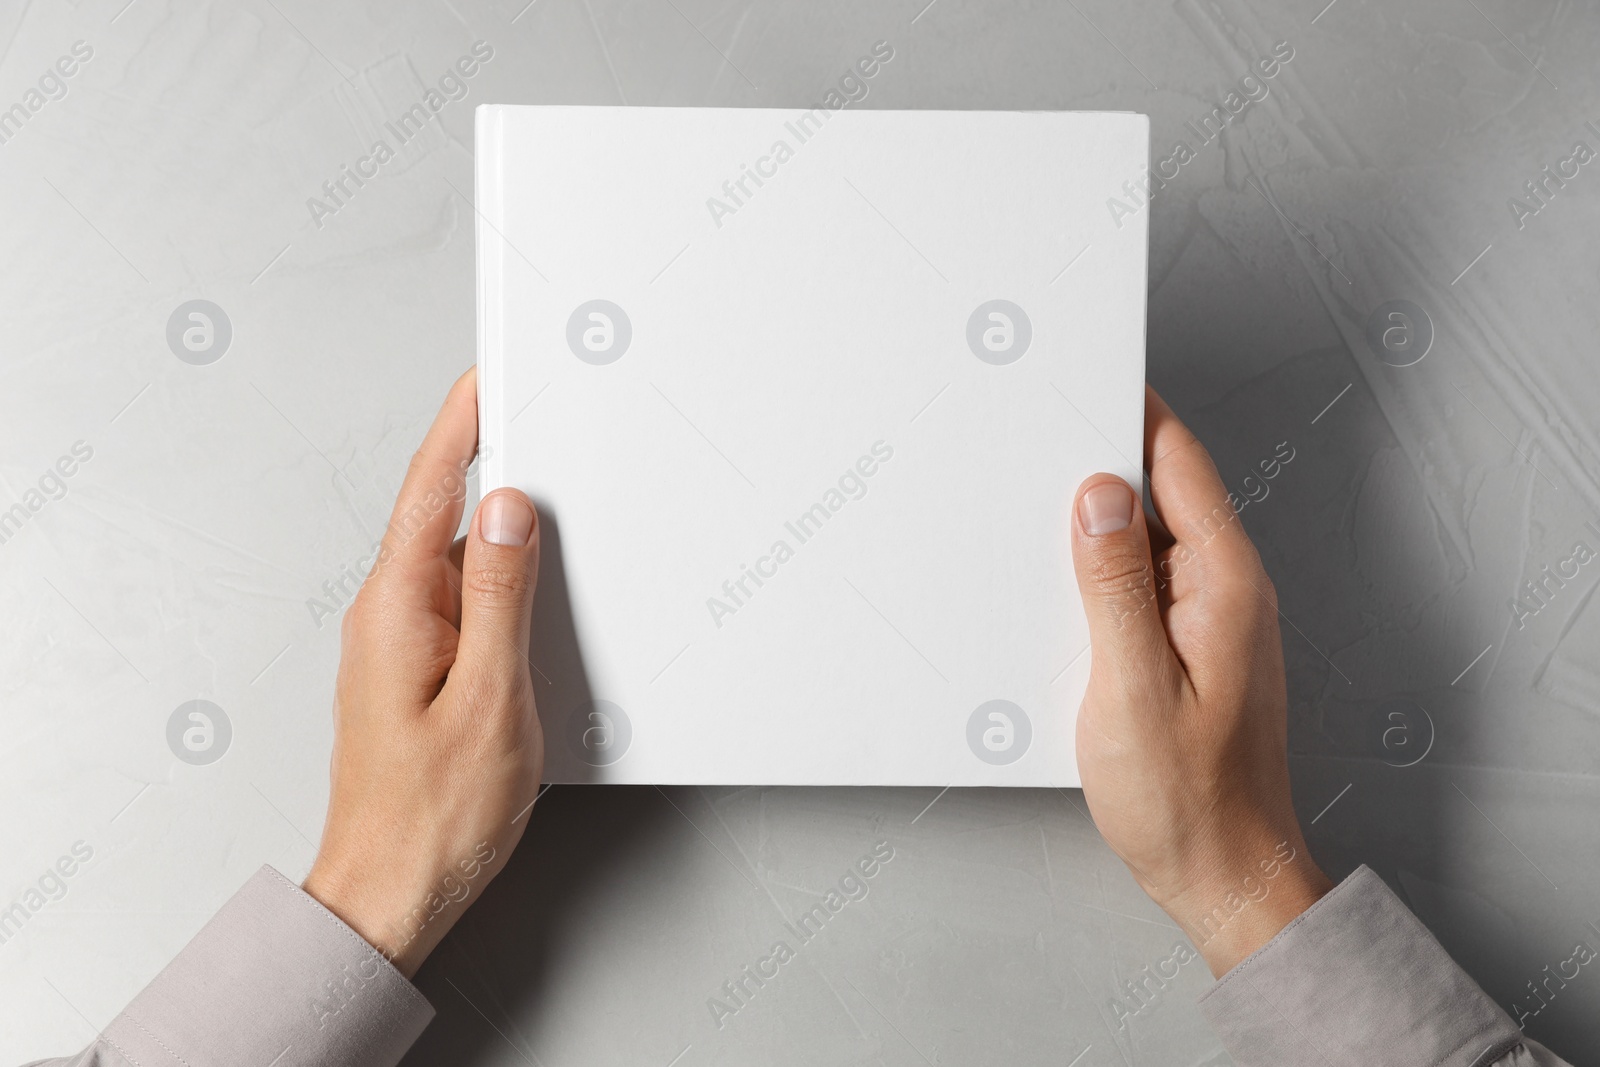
[401,784,673,1067]
[400,506,675,1065]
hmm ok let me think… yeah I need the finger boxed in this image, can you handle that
[1070,474,1179,686]
[457,488,541,692]
[372,368,480,584]
[1143,387,1262,590]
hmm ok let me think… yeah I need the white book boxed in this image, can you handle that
[476,104,1148,786]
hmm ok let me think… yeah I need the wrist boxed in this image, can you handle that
[302,864,427,978]
[304,842,497,979]
[1157,837,1333,978]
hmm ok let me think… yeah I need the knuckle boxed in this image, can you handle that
[1086,548,1153,594]
[466,560,529,602]
[1215,570,1277,626]
[340,593,371,642]
[1085,550,1157,624]
[404,449,432,482]
[1254,572,1280,615]
[1179,500,1241,547]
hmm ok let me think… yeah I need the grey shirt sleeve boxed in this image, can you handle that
[1199,864,1572,1067]
[25,865,434,1067]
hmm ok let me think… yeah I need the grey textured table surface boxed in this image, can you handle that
[3,1,1598,1064]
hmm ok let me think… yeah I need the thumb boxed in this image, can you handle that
[1070,475,1174,681]
[457,489,541,681]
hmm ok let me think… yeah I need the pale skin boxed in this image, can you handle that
[302,368,543,978]
[304,372,1330,980]
[1070,387,1333,976]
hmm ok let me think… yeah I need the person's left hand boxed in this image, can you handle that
[302,367,544,978]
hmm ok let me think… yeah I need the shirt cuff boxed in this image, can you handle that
[1198,864,1523,1067]
[99,865,434,1067]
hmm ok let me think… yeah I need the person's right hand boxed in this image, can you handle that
[1069,387,1332,977]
